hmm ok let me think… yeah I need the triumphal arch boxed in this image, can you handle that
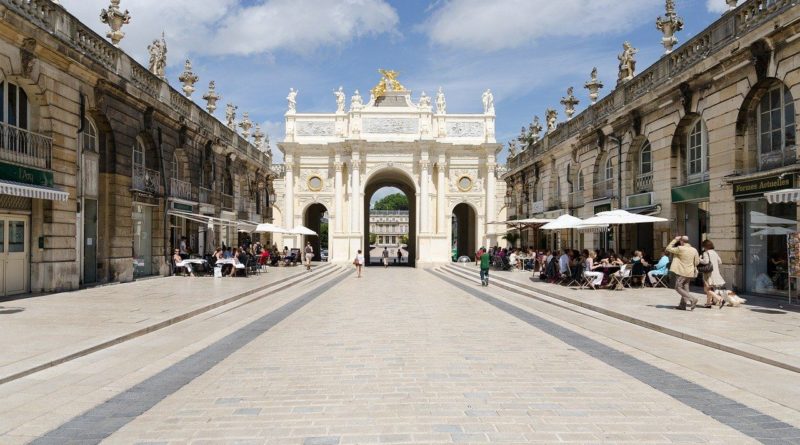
[274,71,506,266]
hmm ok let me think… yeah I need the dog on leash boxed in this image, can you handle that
[715,288,746,308]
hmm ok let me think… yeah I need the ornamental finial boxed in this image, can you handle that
[656,0,684,54]
[178,59,199,98]
[99,0,131,47]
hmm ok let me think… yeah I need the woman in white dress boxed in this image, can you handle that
[583,250,604,289]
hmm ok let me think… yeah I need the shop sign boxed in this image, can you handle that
[0,162,54,187]
[626,192,653,208]
[594,203,611,214]
[732,175,794,198]
[671,181,709,203]
[173,202,193,212]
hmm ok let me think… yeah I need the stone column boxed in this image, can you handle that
[350,158,361,233]
[420,160,430,233]
[436,159,446,234]
[334,161,343,232]
[284,158,294,229]
[486,160,497,243]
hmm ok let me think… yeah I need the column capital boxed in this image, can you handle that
[334,161,344,172]
[420,160,430,170]
[436,161,448,170]
[350,159,361,170]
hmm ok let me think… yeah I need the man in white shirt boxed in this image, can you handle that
[508,250,518,271]
[559,250,570,276]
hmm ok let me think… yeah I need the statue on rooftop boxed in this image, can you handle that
[286,88,298,113]
[418,91,432,109]
[617,41,638,83]
[350,89,363,111]
[482,89,495,115]
[147,32,167,79]
[436,87,447,114]
[225,103,237,130]
[334,86,345,113]
[546,108,558,133]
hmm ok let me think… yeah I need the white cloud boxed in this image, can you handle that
[59,0,398,64]
[423,0,659,51]
[706,0,729,13]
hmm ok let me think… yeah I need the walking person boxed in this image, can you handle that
[304,241,314,271]
[699,240,726,308]
[666,235,700,310]
[382,247,389,268]
[479,246,491,286]
[353,249,365,278]
[397,248,402,265]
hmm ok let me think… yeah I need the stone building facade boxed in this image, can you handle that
[369,210,409,245]
[504,0,800,298]
[0,1,273,297]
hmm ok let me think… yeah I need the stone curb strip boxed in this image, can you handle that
[440,264,800,375]
[0,263,337,386]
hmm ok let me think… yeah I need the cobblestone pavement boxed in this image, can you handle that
[6,267,800,444]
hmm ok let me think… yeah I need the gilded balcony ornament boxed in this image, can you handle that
[239,112,253,139]
[178,59,199,98]
[656,0,684,55]
[99,0,131,47]
[584,67,604,105]
[560,87,580,120]
[225,103,237,130]
[202,81,221,114]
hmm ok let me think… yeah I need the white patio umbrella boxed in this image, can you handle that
[541,214,606,231]
[751,226,796,236]
[290,225,318,236]
[253,223,289,233]
[578,210,667,229]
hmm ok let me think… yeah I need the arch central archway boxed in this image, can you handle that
[363,168,417,267]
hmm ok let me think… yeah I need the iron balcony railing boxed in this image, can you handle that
[199,187,212,204]
[635,172,653,192]
[759,147,798,172]
[132,164,161,195]
[0,122,52,170]
[221,193,234,211]
[170,177,192,201]
[592,179,614,199]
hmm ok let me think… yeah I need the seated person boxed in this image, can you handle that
[508,250,518,271]
[259,248,270,265]
[647,253,670,285]
[227,247,243,277]
[583,250,604,289]
[559,250,571,276]
[173,248,194,277]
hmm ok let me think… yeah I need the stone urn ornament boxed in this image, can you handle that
[529,116,542,142]
[584,67,604,105]
[178,59,199,98]
[239,112,253,139]
[202,81,221,114]
[560,87,580,120]
[99,0,131,47]
[656,0,684,55]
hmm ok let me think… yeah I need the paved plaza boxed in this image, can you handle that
[1,268,799,444]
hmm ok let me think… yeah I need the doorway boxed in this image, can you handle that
[363,169,417,267]
[452,203,477,260]
[303,203,328,261]
[132,204,153,277]
[83,199,97,284]
[0,215,29,296]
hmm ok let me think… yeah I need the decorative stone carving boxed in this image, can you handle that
[100,0,131,47]
[350,89,363,111]
[237,112,250,139]
[560,87,579,120]
[482,89,495,115]
[418,91,432,110]
[253,125,265,150]
[508,140,517,158]
[147,33,167,79]
[436,87,447,114]
[449,169,482,193]
[225,103,237,130]
[371,69,406,98]
[446,121,484,138]
[726,0,737,12]
[334,86,345,113]
[20,38,37,79]
[363,118,418,134]
[584,67,604,105]
[202,81,221,114]
[287,88,298,113]
[529,116,543,142]
[178,59,199,98]
[296,121,335,136]
[545,108,558,133]
[656,0,684,55]
[617,41,638,83]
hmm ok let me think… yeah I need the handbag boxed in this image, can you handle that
[697,253,713,274]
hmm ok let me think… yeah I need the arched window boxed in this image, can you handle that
[604,157,613,181]
[133,139,145,169]
[639,141,652,175]
[687,117,708,182]
[758,83,796,170]
[81,117,98,153]
[578,170,585,191]
[1,79,30,130]
[171,153,179,180]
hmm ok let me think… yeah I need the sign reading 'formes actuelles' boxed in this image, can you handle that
[732,175,794,197]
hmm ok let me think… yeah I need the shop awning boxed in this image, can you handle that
[0,180,68,201]
[167,210,238,227]
[764,188,800,204]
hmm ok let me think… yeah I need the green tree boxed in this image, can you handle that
[400,234,409,245]
[369,233,378,245]
[319,222,328,249]
[502,232,520,248]
[373,193,409,210]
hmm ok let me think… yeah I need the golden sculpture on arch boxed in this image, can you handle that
[371,69,407,98]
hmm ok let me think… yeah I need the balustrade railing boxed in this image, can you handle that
[0,122,52,170]
[221,193,234,211]
[199,187,212,204]
[132,164,161,195]
[634,172,653,192]
[592,179,614,199]
[170,177,192,201]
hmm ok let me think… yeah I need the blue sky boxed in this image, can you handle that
[63,0,729,174]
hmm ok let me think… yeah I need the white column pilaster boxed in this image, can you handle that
[350,158,361,233]
[284,159,294,229]
[334,161,343,232]
[420,160,430,233]
[436,159,446,234]
[486,159,497,243]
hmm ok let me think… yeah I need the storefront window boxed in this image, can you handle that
[743,200,796,296]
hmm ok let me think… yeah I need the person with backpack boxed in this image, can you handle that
[304,242,314,271]
[479,247,491,286]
